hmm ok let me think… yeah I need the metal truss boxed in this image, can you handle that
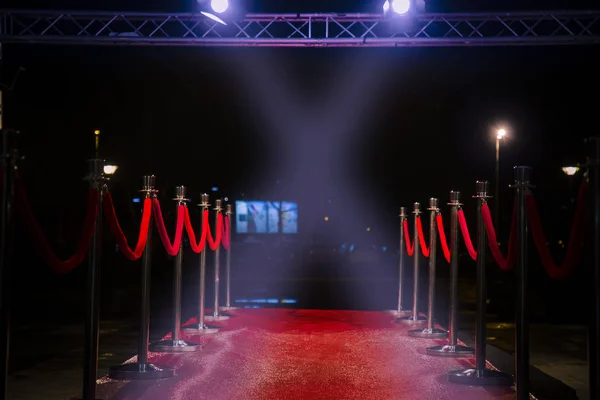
[1,9,600,47]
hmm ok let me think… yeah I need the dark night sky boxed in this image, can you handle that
[2,0,598,239]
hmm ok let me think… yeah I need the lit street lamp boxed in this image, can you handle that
[562,166,579,176]
[103,164,118,175]
[562,166,580,204]
[495,128,507,228]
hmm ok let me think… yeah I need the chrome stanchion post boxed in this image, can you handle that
[205,199,231,321]
[514,166,532,399]
[396,202,427,325]
[590,137,600,400]
[152,186,200,353]
[0,129,17,400]
[427,191,475,357]
[183,194,219,334]
[385,207,411,316]
[109,175,176,380]
[220,204,238,312]
[448,181,513,385]
[409,198,448,338]
[82,159,105,400]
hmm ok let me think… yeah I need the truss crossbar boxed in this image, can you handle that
[1,9,600,47]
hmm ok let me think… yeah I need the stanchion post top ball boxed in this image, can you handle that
[140,175,157,197]
[449,190,462,206]
[174,185,188,203]
[199,193,210,208]
[85,159,107,189]
[513,166,532,184]
[214,198,223,212]
[399,206,408,218]
[225,204,233,216]
[413,202,421,215]
[475,181,492,199]
[428,197,439,211]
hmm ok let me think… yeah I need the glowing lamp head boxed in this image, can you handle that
[384,0,411,15]
[211,0,229,13]
[497,128,506,140]
[562,166,579,176]
[103,165,118,175]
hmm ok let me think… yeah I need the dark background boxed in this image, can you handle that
[1,0,597,379]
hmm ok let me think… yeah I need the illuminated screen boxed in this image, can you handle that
[235,201,298,234]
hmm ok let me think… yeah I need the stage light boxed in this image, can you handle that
[132,198,141,203]
[383,0,412,15]
[211,0,228,13]
[103,164,118,175]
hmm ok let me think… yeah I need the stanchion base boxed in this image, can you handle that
[395,315,428,325]
[204,314,231,321]
[384,309,412,316]
[150,339,201,353]
[182,323,220,334]
[426,344,475,358]
[108,362,176,381]
[447,368,514,386]
[407,327,448,339]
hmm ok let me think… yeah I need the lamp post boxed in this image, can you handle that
[562,166,580,204]
[495,128,506,230]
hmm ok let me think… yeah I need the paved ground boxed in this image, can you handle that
[5,278,590,400]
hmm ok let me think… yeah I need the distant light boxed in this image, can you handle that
[281,299,297,304]
[562,166,579,176]
[211,186,219,192]
[224,197,229,201]
[103,165,118,175]
[382,246,388,252]
[211,0,229,13]
[497,128,506,140]
[324,216,329,221]
[366,227,371,232]
[132,198,141,203]
[94,130,101,136]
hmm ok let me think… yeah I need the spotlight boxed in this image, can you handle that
[197,0,228,25]
[383,0,411,15]
[383,0,425,17]
[211,0,229,13]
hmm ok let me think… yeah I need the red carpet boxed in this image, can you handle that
[96,309,516,399]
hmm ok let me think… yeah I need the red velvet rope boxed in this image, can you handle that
[222,215,231,250]
[481,203,517,271]
[14,180,98,274]
[416,217,430,257]
[525,183,588,280]
[152,199,185,257]
[207,213,223,251]
[184,208,208,254]
[402,219,414,256]
[103,192,152,261]
[457,209,477,261]
[436,214,451,263]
